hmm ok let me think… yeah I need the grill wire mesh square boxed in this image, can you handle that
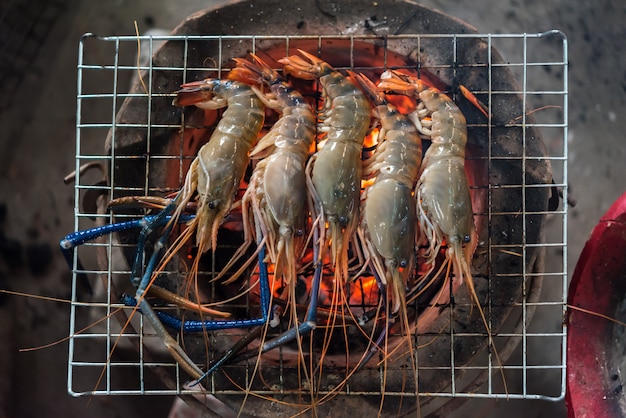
[67,32,568,408]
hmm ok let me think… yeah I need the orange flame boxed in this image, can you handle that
[387,94,416,115]
[364,127,379,149]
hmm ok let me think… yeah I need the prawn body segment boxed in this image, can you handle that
[418,88,468,164]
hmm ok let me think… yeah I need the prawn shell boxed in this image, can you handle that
[418,158,474,245]
[322,74,371,143]
[311,140,362,228]
[311,69,369,226]
[253,106,314,160]
[253,105,314,231]
[195,136,253,212]
[262,152,307,231]
[194,84,264,225]
[364,178,416,268]
[368,131,422,188]
[421,97,467,160]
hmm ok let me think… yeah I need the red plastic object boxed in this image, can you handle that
[567,191,626,418]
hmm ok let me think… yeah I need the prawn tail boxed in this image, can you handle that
[278,49,326,80]
[351,71,386,106]
[249,54,281,84]
[229,54,280,86]
[172,82,214,107]
[228,59,264,86]
[377,70,417,96]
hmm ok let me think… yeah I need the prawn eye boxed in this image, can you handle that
[338,215,348,227]
[295,229,304,237]
[399,259,408,268]
[208,200,217,210]
[463,235,471,243]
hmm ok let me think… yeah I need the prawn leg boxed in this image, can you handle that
[60,215,273,329]
[59,209,192,274]
[128,212,205,379]
[61,212,231,316]
[211,225,323,366]
[133,238,271,382]
[188,246,272,384]
[61,214,273,378]
[137,246,271,333]
[258,227,322,353]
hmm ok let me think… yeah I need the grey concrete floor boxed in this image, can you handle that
[0,0,624,417]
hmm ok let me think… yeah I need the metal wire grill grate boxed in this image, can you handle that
[68,32,568,405]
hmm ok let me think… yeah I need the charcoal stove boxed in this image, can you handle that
[66,1,568,416]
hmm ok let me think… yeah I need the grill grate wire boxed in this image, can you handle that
[68,32,568,403]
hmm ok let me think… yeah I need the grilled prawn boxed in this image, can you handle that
[353,72,422,315]
[227,55,316,287]
[170,79,265,271]
[279,50,370,281]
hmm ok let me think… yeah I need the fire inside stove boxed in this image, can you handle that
[68,28,567,417]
